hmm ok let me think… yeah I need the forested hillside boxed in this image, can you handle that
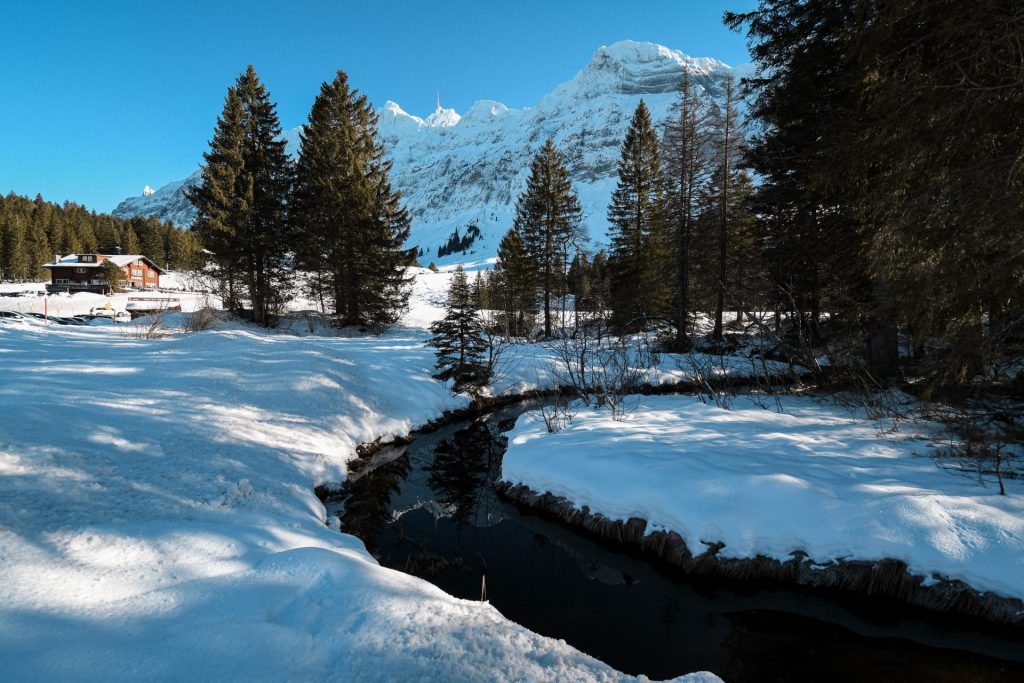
[0,193,202,281]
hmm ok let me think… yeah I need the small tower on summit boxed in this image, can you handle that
[426,91,460,127]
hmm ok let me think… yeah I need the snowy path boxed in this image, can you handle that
[502,395,1024,605]
[0,314,717,682]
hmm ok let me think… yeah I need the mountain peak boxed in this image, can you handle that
[543,39,734,101]
[588,40,728,75]
[425,95,461,128]
[379,100,426,128]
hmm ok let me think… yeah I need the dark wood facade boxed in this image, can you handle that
[44,254,163,294]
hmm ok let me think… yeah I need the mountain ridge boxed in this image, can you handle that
[113,40,744,264]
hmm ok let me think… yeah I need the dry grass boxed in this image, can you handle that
[184,306,223,333]
[120,311,168,340]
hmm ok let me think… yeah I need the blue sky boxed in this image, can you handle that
[0,0,755,213]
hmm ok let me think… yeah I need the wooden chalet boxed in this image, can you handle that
[42,253,164,294]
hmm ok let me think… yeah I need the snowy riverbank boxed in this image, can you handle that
[0,280,721,681]
[501,395,1024,618]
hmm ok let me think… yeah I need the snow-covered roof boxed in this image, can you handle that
[42,254,164,273]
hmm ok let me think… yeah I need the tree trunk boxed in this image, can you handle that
[865,322,899,378]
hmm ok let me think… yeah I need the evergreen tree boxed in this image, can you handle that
[429,266,490,393]
[513,138,584,337]
[291,69,412,329]
[61,219,82,255]
[236,66,293,324]
[122,226,141,254]
[663,70,713,349]
[188,65,292,324]
[707,75,742,340]
[187,83,248,310]
[473,270,490,312]
[845,0,1024,382]
[2,218,29,280]
[493,227,536,336]
[97,259,125,293]
[27,219,50,280]
[135,216,166,264]
[607,100,670,331]
[726,2,869,349]
[167,228,203,271]
[93,215,119,253]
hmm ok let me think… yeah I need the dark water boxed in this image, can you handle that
[325,404,1024,682]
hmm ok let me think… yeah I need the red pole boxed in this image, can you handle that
[44,296,48,324]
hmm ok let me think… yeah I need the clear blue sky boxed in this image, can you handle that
[0,0,755,213]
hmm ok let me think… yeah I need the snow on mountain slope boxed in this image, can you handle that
[115,170,201,228]
[112,41,742,264]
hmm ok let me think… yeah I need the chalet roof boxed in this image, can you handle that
[41,254,165,273]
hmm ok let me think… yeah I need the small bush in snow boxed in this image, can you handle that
[184,307,222,333]
[122,312,168,340]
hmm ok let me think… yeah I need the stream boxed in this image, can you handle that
[323,402,1024,682]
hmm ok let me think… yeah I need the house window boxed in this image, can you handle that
[55,278,70,284]
[79,255,95,263]
[131,268,142,277]
[147,271,156,278]
[76,267,87,274]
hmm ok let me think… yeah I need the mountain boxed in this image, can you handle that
[112,40,744,264]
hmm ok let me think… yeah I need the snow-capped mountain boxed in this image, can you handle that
[113,41,744,264]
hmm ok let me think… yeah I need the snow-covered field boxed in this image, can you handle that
[0,273,215,317]
[0,271,720,682]
[502,395,1024,602]
[10,264,1009,680]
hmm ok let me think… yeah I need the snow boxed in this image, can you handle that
[0,271,720,682]
[42,253,157,268]
[425,104,462,128]
[0,279,214,318]
[502,395,1024,602]
[112,40,741,265]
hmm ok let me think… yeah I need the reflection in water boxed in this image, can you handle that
[337,451,410,556]
[424,420,504,526]
[328,407,1024,683]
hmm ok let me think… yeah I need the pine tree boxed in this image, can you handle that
[97,259,125,293]
[187,65,292,324]
[473,270,490,312]
[726,2,869,349]
[663,71,713,349]
[513,138,583,338]
[122,226,141,254]
[27,219,50,280]
[607,100,670,331]
[236,66,293,324]
[493,227,536,336]
[168,228,203,271]
[429,266,490,393]
[136,217,166,265]
[707,75,744,341]
[845,0,1024,382]
[187,83,248,310]
[93,215,119,254]
[61,219,82,255]
[292,69,412,329]
[2,218,28,280]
